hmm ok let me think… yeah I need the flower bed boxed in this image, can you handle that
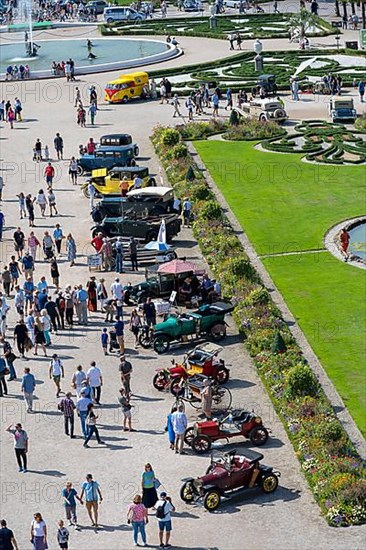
[151,123,366,527]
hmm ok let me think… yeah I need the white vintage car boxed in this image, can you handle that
[236,98,288,123]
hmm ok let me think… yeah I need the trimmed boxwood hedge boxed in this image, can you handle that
[151,122,366,527]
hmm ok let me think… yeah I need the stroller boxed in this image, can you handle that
[109,331,120,353]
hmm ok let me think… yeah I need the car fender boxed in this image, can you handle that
[202,483,224,495]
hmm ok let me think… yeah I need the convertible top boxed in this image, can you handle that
[223,449,264,464]
[198,302,234,315]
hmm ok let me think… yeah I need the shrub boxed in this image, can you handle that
[186,165,196,181]
[229,109,240,126]
[197,200,222,220]
[224,119,286,141]
[286,364,319,397]
[189,183,212,201]
[315,419,343,443]
[355,115,366,132]
[166,143,188,161]
[245,287,270,306]
[160,128,180,147]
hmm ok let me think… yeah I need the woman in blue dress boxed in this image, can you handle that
[141,463,158,509]
[166,406,177,450]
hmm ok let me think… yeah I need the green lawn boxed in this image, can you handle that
[195,140,366,435]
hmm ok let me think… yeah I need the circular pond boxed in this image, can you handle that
[348,221,366,261]
[1,37,179,78]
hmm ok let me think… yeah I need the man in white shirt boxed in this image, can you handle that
[110,278,123,301]
[171,405,187,455]
[71,364,86,398]
[87,361,103,405]
[156,492,175,548]
[49,353,64,397]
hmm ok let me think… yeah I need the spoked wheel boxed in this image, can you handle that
[153,335,170,354]
[138,332,152,349]
[153,372,169,391]
[215,366,230,384]
[192,435,212,454]
[212,386,232,412]
[184,427,194,446]
[261,473,279,494]
[82,186,90,198]
[170,378,184,397]
[203,489,221,512]
[180,481,195,503]
[249,426,269,446]
[76,165,84,176]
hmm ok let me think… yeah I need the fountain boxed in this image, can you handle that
[17,0,40,56]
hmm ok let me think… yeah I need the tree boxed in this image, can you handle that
[289,9,318,39]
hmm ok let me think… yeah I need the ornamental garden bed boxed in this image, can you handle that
[151,123,366,527]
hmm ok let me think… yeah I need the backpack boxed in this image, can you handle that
[156,501,167,519]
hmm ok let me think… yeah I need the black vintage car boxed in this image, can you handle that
[257,74,278,96]
[91,213,181,242]
[91,186,175,222]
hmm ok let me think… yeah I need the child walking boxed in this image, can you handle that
[101,327,109,355]
[57,519,69,549]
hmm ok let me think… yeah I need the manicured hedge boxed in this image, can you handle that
[151,122,366,527]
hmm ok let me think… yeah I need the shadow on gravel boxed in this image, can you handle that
[227,379,256,390]
[28,469,66,477]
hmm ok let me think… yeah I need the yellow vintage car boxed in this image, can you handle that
[82,166,156,198]
[105,71,150,104]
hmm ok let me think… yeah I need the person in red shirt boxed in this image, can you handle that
[91,233,104,253]
[86,138,96,155]
[339,227,350,262]
[44,162,55,186]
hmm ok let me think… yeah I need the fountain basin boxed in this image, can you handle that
[0,37,181,78]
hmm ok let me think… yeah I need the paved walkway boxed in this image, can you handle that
[0,28,365,550]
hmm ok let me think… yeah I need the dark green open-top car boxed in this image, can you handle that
[141,302,234,354]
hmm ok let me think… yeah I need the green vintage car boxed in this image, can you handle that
[142,302,234,354]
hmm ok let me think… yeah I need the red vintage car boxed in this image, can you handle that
[180,449,280,511]
[184,409,269,453]
[152,344,229,391]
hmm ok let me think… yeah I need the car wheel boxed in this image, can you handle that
[146,230,159,243]
[215,366,229,384]
[180,481,195,503]
[249,426,269,446]
[134,146,139,157]
[166,251,177,261]
[192,435,212,454]
[212,386,232,411]
[76,165,84,176]
[82,186,90,199]
[184,427,195,446]
[170,378,184,397]
[122,95,129,104]
[259,113,268,122]
[209,322,227,341]
[261,473,279,494]
[129,158,136,167]
[153,334,170,354]
[92,228,106,238]
[148,177,156,186]
[107,17,114,24]
[138,331,152,349]
[203,489,221,512]
[153,372,168,391]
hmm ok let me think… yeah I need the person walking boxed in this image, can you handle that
[5,423,28,472]
[49,354,64,397]
[45,296,61,333]
[62,481,83,528]
[130,308,142,348]
[68,157,78,185]
[118,387,133,432]
[119,356,132,397]
[21,366,36,412]
[88,103,97,125]
[100,328,109,355]
[13,227,25,259]
[291,79,299,101]
[59,392,76,438]
[0,209,5,241]
[141,463,158,509]
[166,406,177,450]
[339,227,350,262]
[172,94,181,118]
[76,388,91,438]
[113,316,125,354]
[80,474,103,528]
[36,190,47,217]
[86,277,98,312]
[142,297,156,327]
[25,195,35,227]
[44,162,55,188]
[171,405,187,454]
[72,365,86,398]
[83,403,104,448]
[30,513,47,550]
[50,259,60,292]
[0,519,19,550]
[56,519,69,550]
[358,80,365,102]
[87,361,102,404]
[127,495,148,547]
[13,319,28,359]
[156,492,175,549]
[66,234,77,267]
[114,237,124,273]
[54,133,64,160]
[1,336,17,381]
[75,285,88,325]
[34,318,47,357]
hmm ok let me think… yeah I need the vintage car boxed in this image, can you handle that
[184,408,269,453]
[146,301,234,354]
[105,71,149,103]
[77,145,138,176]
[329,96,357,123]
[257,74,278,96]
[83,167,156,199]
[183,0,204,11]
[153,344,229,390]
[91,187,175,220]
[99,134,139,150]
[235,98,287,123]
[124,264,204,306]
[91,212,181,243]
[180,449,280,511]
